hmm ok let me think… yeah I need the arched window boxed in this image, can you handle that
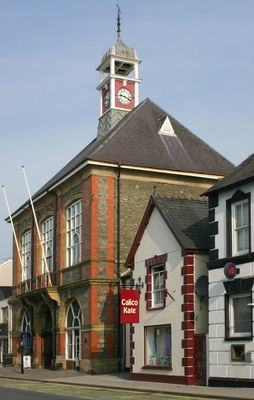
[66,200,82,267]
[21,311,31,333]
[21,311,31,349]
[66,300,81,361]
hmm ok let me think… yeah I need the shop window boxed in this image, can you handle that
[41,216,54,273]
[227,293,252,338]
[66,300,81,361]
[66,200,82,267]
[224,278,253,340]
[145,325,171,367]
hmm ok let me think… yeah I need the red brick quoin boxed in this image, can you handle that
[181,254,195,385]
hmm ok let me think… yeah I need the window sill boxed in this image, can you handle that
[225,337,253,342]
[208,252,254,269]
[142,365,172,370]
[147,305,165,311]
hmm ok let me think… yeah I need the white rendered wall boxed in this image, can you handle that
[214,183,254,260]
[209,183,254,380]
[209,261,254,380]
[0,260,12,286]
[131,208,184,377]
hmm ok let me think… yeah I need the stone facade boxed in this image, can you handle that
[10,164,217,373]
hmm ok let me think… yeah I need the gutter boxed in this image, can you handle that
[7,159,223,222]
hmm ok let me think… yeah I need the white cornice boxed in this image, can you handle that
[96,75,141,91]
[9,159,223,220]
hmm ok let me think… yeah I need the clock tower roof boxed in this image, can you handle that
[97,37,140,75]
[97,6,140,74]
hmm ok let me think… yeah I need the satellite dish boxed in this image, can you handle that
[195,275,208,297]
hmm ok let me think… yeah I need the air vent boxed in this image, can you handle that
[158,117,176,136]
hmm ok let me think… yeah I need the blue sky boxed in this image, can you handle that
[0,0,253,262]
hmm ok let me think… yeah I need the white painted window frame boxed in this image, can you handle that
[66,200,82,267]
[65,300,81,361]
[228,292,252,338]
[41,216,54,273]
[21,311,31,333]
[151,264,165,308]
[21,230,32,281]
[145,324,172,367]
[231,199,249,256]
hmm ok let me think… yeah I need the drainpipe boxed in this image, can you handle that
[47,189,58,370]
[117,163,121,371]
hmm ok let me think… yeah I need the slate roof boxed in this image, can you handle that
[153,196,209,250]
[204,153,254,195]
[32,98,233,200]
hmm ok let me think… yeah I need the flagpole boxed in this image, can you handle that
[21,165,52,287]
[2,185,24,281]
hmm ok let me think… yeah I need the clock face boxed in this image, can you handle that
[103,91,110,108]
[117,88,132,104]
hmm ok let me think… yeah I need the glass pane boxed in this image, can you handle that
[237,227,249,252]
[67,308,73,327]
[2,307,8,323]
[72,301,80,316]
[237,229,244,251]
[235,204,242,228]
[233,296,252,334]
[145,325,171,366]
[243,202,249,226]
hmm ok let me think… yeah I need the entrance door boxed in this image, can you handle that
[43,331,53,369]
[0,340,3,365]
[194,334,206,385]
[43,308,53,369]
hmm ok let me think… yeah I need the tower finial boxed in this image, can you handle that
[116,3,121,40]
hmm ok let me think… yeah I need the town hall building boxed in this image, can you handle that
[8,19,233,374]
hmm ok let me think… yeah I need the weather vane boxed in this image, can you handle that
[116,3,121,40]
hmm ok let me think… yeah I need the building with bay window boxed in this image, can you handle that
[8,23,233,374]
[204,153,254,387]
[126,196,209,385]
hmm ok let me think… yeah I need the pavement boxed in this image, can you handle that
[0,365,254,400]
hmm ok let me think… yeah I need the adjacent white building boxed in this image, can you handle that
[0,259,12,366]
[126,196,209,385]
[205,153,254,387]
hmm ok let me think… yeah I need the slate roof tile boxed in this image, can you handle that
[153,196,209,250]
[204,153,254,194]
[34,98,233,198]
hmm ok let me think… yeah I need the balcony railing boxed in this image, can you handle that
[13,272,59,296]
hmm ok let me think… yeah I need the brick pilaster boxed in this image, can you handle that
[181,254,195,385]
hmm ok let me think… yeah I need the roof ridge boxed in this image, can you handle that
[154,194,208,202]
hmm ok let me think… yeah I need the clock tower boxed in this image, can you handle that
[97,9,141,138]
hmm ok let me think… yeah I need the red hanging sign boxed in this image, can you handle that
[120,289,140,324]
